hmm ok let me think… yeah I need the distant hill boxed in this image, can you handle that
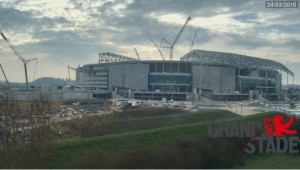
[0,77,75,89]
[31,77,69,86]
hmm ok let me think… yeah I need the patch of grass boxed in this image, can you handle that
[237,154,300,169]
[114,137,246,169]
[65,148,115,169]
[117,107,183,118]
[46,111,294,168]
[51,109,238,140]
[49,120,210,168]
[47,111,275,168]
[66,137,246,169]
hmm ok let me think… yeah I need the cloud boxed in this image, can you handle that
[0,0,299,83]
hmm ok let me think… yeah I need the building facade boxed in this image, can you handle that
[76,50,294,101]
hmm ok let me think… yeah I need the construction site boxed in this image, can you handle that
[0,17,299,119]
[0,0,300,166]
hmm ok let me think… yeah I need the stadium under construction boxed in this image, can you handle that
[75,49,297,101]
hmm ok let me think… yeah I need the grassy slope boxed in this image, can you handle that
[52,110,238,139]
[48,110,295,169]
[48,110,240,168]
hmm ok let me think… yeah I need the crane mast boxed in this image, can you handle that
[32,60,38,81]
[0,64,10,90]
[148,36,165,61]
[132,47,140,60]
[68,65,77,86]
[160,17,191,60]
[0,30,37,90]
[190,27,199,51]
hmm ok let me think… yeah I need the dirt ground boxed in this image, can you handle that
[222,106,259,116]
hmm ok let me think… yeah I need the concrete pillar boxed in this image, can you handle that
[199,62,203,89]
[128,89,132,99]
[249,90,253,101]
[287,72,289,86]
[62,89,64,100]
[293,76,294,90]
[199,88,202,96]
[265,70,268,92]
[284,91,291,101]
[281,69,283,90]
[193,88,197,93]
[238,68,242,93]
[193,88,198,101]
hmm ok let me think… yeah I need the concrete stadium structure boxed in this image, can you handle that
[76,50,295,101]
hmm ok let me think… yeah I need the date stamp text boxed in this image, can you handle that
[266,1,298,8]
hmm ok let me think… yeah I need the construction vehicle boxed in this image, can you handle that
[160,17,191,60]
[0,30,38,90]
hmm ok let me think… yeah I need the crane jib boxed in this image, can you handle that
[1,32,8,40]
[0,30,38,90]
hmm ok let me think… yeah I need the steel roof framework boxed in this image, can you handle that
[98,52,138,63]
[180,50,294,76]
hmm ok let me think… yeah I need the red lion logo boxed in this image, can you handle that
[263,115,297,136]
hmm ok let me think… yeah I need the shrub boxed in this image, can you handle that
[0,99,53,168]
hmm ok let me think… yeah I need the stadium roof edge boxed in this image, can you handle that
[180,49,294,76]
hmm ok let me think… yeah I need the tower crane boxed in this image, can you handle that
[148,36,165,61]
[68,65,77,86]
[132,47,140,60]
[160,17,191,60]
[0,30,38,90]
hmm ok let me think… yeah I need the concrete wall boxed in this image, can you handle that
[62,91,92,100]
[108,64,124,90]
[8,91,93,101]
[108,63,149,91]
[192,64,235,92]
[275,72,282,93]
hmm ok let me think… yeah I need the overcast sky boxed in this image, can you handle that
[0,0,299,84]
